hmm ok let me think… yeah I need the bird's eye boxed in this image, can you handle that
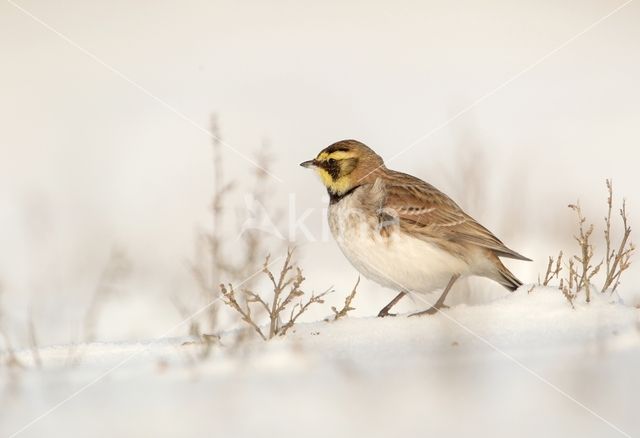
[328,158,337,165]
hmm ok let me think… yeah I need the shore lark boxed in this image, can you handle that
[300,139,530,317]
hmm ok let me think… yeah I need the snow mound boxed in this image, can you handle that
[3,286,639,438]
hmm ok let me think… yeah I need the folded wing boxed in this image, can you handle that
[379,171,531,261]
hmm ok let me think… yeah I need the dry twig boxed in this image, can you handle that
[220,282,268,341]
[568,202,602,302]
[221,248,332,340]
[541,252,563,286]
[330,277,359,321]
[601,180,634,293]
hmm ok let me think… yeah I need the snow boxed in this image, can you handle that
[1,286,639,438]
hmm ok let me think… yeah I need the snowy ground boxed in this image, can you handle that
[1,286,639,438]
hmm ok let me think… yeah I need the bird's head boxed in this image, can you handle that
[300,139,384,197]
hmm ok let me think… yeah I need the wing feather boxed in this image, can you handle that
[377,172,531,261]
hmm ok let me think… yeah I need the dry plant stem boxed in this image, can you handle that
[187,116,239,336]
[562,258,579,308]
[208,116,236,275]
[569,202,602,302]
[266,250,296,338]
[204,116,234,327]
[220,283,267,341]
[221,248,333,340]
[561,284,576,309]
[331,277,360,321]
[601,180,634,292]
[542,251,563,286]
[604,179,614,282]
[279,288,330,336]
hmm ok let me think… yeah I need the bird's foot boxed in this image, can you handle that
[377,291,407,318]
[409,304,449,317]
[377,308,397,318]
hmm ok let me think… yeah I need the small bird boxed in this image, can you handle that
[300,139,530,317]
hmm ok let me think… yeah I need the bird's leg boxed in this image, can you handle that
[409,274,461,317]
[377,291,407,317]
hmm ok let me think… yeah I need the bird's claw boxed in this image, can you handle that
[377,309,397,318]
[409,304,448,317]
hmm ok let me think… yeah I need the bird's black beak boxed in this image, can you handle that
[300,159,317,169]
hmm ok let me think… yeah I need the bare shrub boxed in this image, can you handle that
[221,248,331,340]
[184,117,359,345]
[541,180,634,305]
[184,116,280,338]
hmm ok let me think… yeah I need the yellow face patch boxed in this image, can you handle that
[314,168,353,194]
[311,149,359,195]
[314,167,333,186]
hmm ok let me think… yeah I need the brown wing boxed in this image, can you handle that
[379,171,530,261]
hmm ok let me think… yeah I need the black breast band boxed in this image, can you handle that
[328,185,361,204]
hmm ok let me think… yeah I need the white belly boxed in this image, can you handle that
[328,192,469,294]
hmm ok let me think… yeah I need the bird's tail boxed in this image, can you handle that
[492,257,523,292]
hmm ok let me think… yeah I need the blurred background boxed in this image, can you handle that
[1,0,639,344]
